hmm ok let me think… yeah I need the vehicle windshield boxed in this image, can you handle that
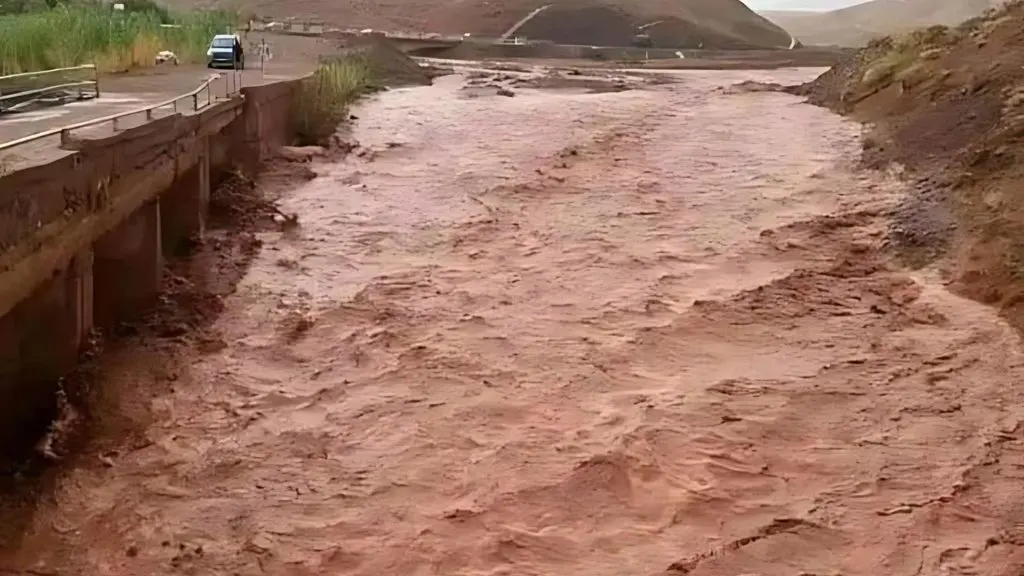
[211,37,234,48]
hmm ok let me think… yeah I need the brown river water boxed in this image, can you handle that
[5,66,1024,575]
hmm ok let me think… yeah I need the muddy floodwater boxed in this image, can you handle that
[6,66,1024,575]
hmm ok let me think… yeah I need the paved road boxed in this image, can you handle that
[0,38,324,171]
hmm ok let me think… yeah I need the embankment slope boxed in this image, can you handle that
[791,0,1024,328]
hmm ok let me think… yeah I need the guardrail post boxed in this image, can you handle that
[112,116,118,131]
[146,108,153,121]
[192,93,198,111]
[60,128,71,147]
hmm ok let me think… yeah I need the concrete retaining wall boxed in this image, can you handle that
[0,76,306,459]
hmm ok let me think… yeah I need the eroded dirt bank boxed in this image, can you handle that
[787,2,1024,338]
[4,67,1024,576]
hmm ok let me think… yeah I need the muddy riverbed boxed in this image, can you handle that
[4,65,1024,576]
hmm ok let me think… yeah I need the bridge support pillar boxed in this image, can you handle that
[94,199,163,328]
[199,134,211,231]
[70,248,94,350]
[161,135,211,255]
[0,249,95,459]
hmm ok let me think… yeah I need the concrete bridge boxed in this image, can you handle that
[0,76,306,459]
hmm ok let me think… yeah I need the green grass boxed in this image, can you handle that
[859,25,961,91]
[293,57,373,146]
[0,5,235,75]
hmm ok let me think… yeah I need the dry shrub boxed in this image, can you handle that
[95,33,165,73]
[292,56,371,146]
[859,25,960,91]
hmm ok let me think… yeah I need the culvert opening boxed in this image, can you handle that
[0,381,61,475]
[0,330,102,482]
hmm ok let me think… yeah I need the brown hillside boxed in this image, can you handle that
[504,2,638,46]
[163,0,793,49]
[428,0,794,48]
[790,1,1024,330]
[765,0,1004,46]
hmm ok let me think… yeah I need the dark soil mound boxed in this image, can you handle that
[327,33,432,86]
[644,17,734,49]
[643,15,797,49]
[630,0,794,48]
[515,2,636,46]
[794,0,1024,330]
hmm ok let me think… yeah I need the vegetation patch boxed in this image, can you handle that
[292,56,373,146]
[0,2,235,74]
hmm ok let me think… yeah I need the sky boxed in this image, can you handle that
[745,0,868,10]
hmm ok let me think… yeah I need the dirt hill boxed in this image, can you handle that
[164,0,794,49]
[764,0,863,9]
[788,0,1024,329]
[325,33,433,86]
[764,0,1005,46]
[428,0,795,48]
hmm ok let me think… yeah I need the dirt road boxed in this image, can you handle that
[6,66,1024,575]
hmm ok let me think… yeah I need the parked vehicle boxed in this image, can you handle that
[207,34,245,69]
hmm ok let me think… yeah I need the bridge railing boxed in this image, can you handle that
[0,71,242,154]
[0,64,100,110]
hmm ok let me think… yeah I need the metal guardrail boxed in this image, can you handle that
[0,70,242,153]
[0,64,100,106]
[0,64,98,85]
[0,81,98,104]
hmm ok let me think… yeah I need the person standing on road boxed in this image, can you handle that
[233,36,244,70]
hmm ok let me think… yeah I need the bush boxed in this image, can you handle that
[0,4,235,74]
[292,57,372,146]
[859,25,960,92]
